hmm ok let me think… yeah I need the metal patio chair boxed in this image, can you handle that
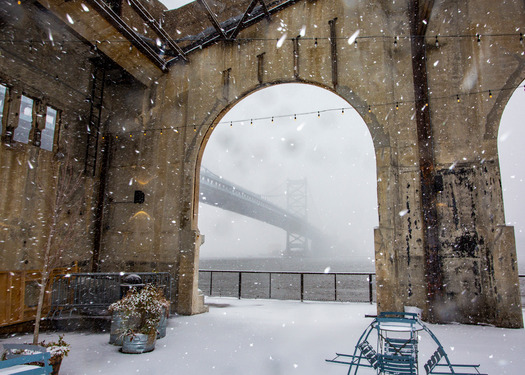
[326,312,487,375]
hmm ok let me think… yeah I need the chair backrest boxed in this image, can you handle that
[0,343,51,373]
[380,353,417,375]
[2,344,46,359]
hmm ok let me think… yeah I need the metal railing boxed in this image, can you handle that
[518,275,525,308]
[49,272,171,318]
[199,270,376,304]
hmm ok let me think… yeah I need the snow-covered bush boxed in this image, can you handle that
[109,284,169,335]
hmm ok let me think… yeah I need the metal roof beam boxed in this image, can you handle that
[229,0,259,40]
[128,0,188,62]
[196,0,228,40]
[85,0,168,71]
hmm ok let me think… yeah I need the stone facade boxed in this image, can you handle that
[0,0,523,327]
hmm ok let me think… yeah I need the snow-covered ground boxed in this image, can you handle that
[2,297,524,374]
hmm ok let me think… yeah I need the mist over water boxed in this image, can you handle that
[200,256,376,273]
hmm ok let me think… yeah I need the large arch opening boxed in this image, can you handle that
[498,80,525,273]
[196,83,378,282]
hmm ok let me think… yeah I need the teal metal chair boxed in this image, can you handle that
[326,312,487,375]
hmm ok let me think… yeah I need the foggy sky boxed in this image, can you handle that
[198,84,378,260]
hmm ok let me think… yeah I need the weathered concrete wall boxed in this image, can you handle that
[0,0,96,271]
[1,0,522,327]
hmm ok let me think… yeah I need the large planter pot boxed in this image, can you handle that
[121,333,156,354]
[109,311,126,345]
[49,355,63,375]
[157,307,168,339]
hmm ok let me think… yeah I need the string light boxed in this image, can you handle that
[317,111,320,118]
[104,84,525,139]
[476,34,481,44]
[354,40,358,49]
[314,38,318,47]
[341,108,344,114]
[435,36,439,47]
[393,36,398,47]
[520,33,523,43]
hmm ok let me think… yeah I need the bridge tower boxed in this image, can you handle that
[285,179,309,256]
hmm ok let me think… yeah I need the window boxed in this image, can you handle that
[41,106,57,151]
[0,84,6,135]
[13,95,33,144]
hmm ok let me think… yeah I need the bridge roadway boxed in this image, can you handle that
[199,168,324,242]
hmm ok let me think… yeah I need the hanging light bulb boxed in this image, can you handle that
[395,102,399,110]
[341,108,345,114]
[271,116,274,123]
[435,36,439,47]
[294,114,297,120]
[368,105,371,113]
[130,134,133,138]
[160,129,163,135]
[476,34,481,44]
[354,40,358,48]
[193,125,196,132]
[489,90,493,98]
[520,33,523,44]
[456,94,460,103]
[394,36,398,47]
[115,135,118,139]
[230,121,233,127]
[314,38,318,47]
[317,111,320,118]
[143,131,147,136]
[250,119,253,125]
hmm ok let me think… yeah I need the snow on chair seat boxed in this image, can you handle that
[0,344,52,375]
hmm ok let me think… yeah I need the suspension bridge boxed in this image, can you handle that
[199,167,326,253]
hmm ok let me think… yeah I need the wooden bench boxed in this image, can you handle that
[0,344,51,375]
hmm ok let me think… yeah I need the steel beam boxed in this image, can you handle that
[85,0,168,71]
[128,0,188,62]
[197,0,228,40]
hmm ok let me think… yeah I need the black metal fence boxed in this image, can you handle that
[519,275,525,308]
[199,270,376,303]
[49,272,171,318]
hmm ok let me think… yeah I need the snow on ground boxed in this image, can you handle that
[2,297,524,374]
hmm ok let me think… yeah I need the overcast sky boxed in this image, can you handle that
[199,84,378,260]
[160,0,193,10]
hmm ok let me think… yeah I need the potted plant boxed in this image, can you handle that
[109,284,168,354]
[39,335,70,375]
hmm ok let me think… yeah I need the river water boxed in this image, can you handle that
[198,256,377,303]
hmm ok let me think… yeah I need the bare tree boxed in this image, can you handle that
[33,153,85,344]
